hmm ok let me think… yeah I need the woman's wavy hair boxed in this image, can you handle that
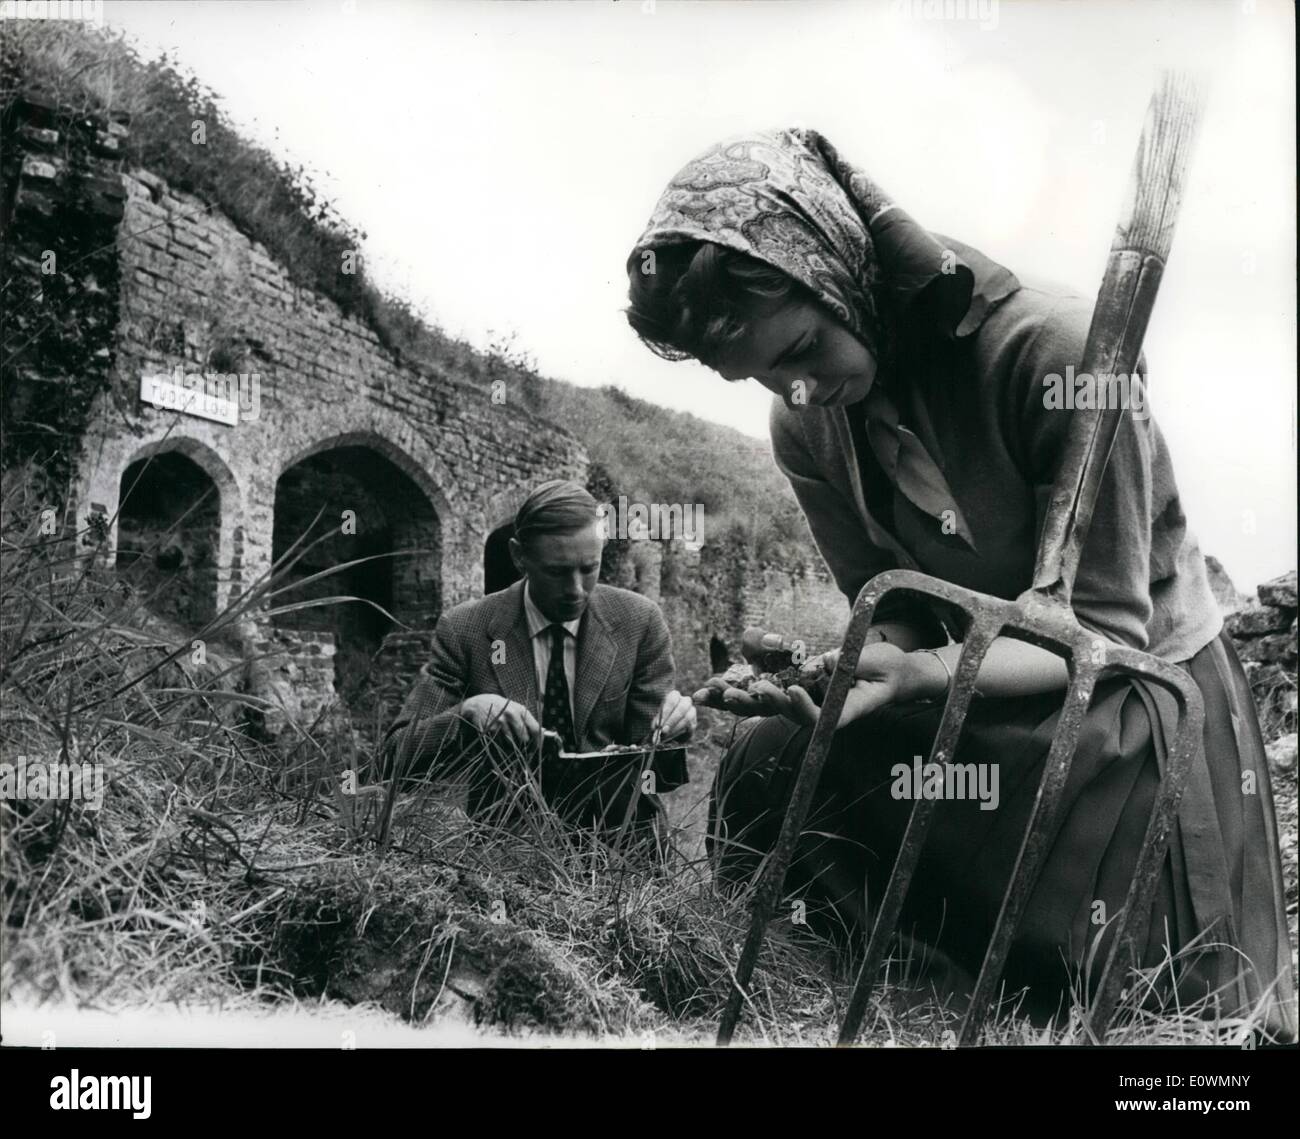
[625,241,904,379]
[624,242,814,370]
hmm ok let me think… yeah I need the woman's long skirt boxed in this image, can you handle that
[707,629,1296,1040]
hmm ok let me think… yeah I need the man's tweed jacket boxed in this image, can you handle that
[380,580,675,779]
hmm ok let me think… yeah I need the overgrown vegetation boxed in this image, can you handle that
[1,460,1281,1045]
[0,86,123,486]
[0,460,844,1041]
[533,372,813,567]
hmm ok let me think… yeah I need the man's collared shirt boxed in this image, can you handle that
[523,581,580,721]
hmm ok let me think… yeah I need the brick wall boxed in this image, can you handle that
[242,626,339,743]
[646,536,848,690]
[69,162,588,615]
[1227,570,1298,734]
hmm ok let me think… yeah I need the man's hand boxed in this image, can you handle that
[458,694,541,749]
[652,689,696,741]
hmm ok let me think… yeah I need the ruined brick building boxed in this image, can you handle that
[2,92,589,745]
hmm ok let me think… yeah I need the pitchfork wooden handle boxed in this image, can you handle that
[1029,71,1207,610]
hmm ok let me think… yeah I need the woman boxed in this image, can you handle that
[623,126,1296,1039]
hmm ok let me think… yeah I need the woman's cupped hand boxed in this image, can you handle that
[693,630,911,729]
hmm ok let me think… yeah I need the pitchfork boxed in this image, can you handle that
[717,71,1208,1047]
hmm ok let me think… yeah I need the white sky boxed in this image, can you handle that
[99,0,1296,590]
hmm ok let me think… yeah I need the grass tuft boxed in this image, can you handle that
[2,456,1293,1045]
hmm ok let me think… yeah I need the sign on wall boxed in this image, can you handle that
[138,367,245,426]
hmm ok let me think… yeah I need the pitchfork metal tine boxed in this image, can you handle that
[715,577,882,1045]
[1088,648,1204,1033]
[955,642,1104,1044]
[835,606,1002,1044]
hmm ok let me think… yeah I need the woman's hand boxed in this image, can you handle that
[692,638,922,729]
[691,627,826,717]
[761,640,914,729]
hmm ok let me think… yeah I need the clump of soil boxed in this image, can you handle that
[695,661,830,709]
[248,859,649,1035]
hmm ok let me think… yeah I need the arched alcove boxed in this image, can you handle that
[484,522,521,595]
[272,444,441,695]
[116,451,221,627]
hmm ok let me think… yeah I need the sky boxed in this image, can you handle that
[96,0,1296,590]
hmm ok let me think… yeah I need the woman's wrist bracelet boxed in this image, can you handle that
[915,646,990,701]
[918,647,953,700]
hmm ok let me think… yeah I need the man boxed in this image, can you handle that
[381,479,694,838]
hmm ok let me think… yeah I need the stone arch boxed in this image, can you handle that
[110,434,244,624]
[271,438,444,703]
[282,428,453,528]
[480,477,547,541]
[116,454,213,627]
[119,435,243,519]
[276,426,451,617]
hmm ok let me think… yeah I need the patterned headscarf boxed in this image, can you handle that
[627,126,1020,551]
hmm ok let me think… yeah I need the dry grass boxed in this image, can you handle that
[1,457,1291,1046]
[0,458,837,1043]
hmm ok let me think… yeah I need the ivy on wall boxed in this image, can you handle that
[1,59,125,494]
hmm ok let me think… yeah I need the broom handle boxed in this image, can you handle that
[1030,71,1206,609]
